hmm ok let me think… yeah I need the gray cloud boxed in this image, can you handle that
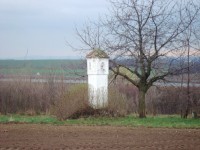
[0,0,109,59]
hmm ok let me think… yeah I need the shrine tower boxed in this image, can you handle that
[86,49,109,108]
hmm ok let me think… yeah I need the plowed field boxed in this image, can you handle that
[0,124,200,150]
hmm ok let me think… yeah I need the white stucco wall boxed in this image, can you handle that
[87,58,109,75]
[87,58,109,108]
[88,75,108,108]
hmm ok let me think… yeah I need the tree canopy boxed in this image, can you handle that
[77,0,200,118]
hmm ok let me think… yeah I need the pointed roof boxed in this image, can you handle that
[86,49,109,58]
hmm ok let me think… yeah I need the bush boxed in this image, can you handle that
[1,76,199,118]
[109,81,200,116]
[146,86,200,115]
[51,84,89,120]
[51,84,130,120]
[0,80,47,114]
[116,82,138,114]
[0,77,67,115]
[107,87,129,117]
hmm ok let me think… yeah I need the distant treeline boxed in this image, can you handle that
[113,57,200,74]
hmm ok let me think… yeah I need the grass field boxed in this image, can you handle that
[0,115,199,129]
[0,59,86,77]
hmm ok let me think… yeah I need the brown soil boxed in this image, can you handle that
[0,124,200,150]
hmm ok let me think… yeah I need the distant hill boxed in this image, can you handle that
[0,55,82,60]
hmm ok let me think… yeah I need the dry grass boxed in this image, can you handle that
[0,77,67,115]
[51,84,89,120]
[0,77,200,119]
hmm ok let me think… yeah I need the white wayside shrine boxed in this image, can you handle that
[86,49,109,108]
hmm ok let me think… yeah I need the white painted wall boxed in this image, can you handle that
[87,58,109,75]
[87,58,109,108]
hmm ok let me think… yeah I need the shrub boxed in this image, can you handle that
[1,76,199,117]
[0,76,67,115]
[107,87,129,117]
[109,80,200,116]
[51,84,89,120]
[146,86,200,115]
[51,84,130,120]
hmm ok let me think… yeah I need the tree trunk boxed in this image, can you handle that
[138,90,146,118]
[183,38,191,119]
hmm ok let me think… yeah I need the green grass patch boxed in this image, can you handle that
[0,115,62,125]
[0,59,86,77]
[0,115,199,129]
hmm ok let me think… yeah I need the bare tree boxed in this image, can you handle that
[181,3,200,118]
[76,0,200,118]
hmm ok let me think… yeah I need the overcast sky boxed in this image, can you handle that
[0,0,109,59]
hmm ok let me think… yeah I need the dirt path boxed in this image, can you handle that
[0,124,200,150]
